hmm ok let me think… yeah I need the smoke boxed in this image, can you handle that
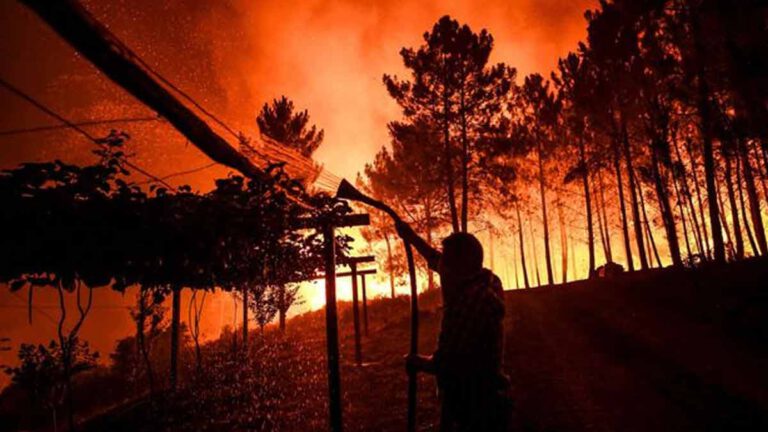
[214,0,597,179]
[1,0,594,180]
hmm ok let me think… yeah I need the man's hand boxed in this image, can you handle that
[404,354,435,375]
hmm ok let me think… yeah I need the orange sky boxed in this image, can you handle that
[1,0,596,183]
[0,0,596,386]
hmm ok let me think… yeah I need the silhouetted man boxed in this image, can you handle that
[396,220,509,431]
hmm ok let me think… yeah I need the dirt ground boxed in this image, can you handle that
[336,258,768,431]
[81,258,768,431]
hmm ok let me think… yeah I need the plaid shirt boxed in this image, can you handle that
[434,268,506,380]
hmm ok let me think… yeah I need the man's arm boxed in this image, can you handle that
[394,220,441,272]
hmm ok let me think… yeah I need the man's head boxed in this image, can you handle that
[439,232,484,280]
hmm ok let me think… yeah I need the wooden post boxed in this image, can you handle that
[289,215,370,432]
[318,269,376,279]
[350,262,363,366]
[340,255,374,362]
[242,287,248,351]
[405,243,419,432]
[323,224,343,432]
[361,273,369,337]
[170,286,181,390]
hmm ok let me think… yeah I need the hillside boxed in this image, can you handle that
[78,258,768,431]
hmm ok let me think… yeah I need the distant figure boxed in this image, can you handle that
[395,220,510,431]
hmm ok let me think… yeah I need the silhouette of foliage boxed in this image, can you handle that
[256,96,324,157]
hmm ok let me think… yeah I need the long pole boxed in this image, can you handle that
[404,242,419,432]
[323,225,343,432]
[334,180,419,429]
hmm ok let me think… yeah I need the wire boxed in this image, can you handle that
[0,116,162,137]
[0,76,173,189]
[133,162,220,186]
[82,15,343,189]
[6,7,345,199]
[87,19,348,191]
[9,291,59,328]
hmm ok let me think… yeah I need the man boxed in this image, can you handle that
[396,220,510,431]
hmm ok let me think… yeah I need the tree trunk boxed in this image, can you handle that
[425,207,436,291]
[443,85,459,233]
[582,138,596,275]
[459,88,469,232]
[510,232,520,289]
[638,181,662,267]
[684,138,712,258]
[674,138,705,257]
[556,198,568,284]
[613,143,634,271]
[717,183,734,258]
[515,203,530,289]
[736,151,759,255]
[724,153,745,259]
[738,139,767,255]
[537,141,554,285]
[649,143,682,266]
[569,233,578,280]
[671,161,694,260]
[384,233,395,298]
[595,177,610,264]
[528,221,542,287]
[692,12,726,262]
[622,121,649,269]
[597,170,613,262]
[750,139,768,206]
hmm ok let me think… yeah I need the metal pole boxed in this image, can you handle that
[405,242,419,432]
[323,225,343,432]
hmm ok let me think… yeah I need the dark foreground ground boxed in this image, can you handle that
[505,258,768,432]
[81,258,768,431]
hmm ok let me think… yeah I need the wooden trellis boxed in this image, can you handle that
[339,255,375,366]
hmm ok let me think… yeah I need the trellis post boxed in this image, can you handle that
[295,213,369,432]
[360,273,369,337]
[170,285,181,390]
[322,223,343,432]
[340,255,374,365]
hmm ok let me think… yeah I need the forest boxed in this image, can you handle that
[361,2,768,286]
[1,0,767,431]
